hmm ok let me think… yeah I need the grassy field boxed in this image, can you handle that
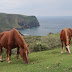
[0,47,72,72]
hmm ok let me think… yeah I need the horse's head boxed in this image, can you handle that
[66,45,71,54]
[20,45,30,64]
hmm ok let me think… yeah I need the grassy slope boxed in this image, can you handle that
[0,47,72,72]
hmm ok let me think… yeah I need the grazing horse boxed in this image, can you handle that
[60,28,72,54]
[0,28,30,64]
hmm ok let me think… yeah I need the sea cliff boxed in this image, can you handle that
[0,13,40,32]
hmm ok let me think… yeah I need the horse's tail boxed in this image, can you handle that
[65,29,69,45]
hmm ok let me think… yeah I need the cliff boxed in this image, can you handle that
[0,13,40,32]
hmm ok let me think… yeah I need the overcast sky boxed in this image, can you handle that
[0,0,72,16]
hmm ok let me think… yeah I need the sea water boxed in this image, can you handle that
[19,16,72,36]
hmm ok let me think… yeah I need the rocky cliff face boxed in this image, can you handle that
[16,16,40,29]
[0,13,40,32]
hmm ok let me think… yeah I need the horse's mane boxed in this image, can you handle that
[11,28,29,51]
[12,28,24,40]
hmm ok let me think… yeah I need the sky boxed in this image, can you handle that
[0,0,72,16]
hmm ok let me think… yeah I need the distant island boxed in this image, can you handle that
[0,13,40,32]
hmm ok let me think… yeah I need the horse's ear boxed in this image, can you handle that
[27,44,29,47]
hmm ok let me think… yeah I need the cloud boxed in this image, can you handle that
[0,0,23,9]
[0,0,58,9]
[0,0,72,16]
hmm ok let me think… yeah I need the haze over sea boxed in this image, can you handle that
[19,16,72,36]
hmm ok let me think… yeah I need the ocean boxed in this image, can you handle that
[19,16,72,36]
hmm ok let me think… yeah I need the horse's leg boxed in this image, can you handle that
[68,38,71,54]
[0,47,3,62]
[17,47,19,60]
[6,49,8,61]
[61,41,63,54]
[65,45,68,53]
[65,43,71,54]
[69,38,71,45]
[8,46,11,63]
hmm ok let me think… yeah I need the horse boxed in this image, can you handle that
[0,28,30,64]
[60,28,72,54]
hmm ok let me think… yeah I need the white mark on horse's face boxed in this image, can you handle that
[66,45,70,53]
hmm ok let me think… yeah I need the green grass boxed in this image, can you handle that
[1,46,72,72]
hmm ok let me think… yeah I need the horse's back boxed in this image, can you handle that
[0,28,25,49]
[0,31,10,47]
[60,28,72,41]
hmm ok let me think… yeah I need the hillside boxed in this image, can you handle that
[0,13,40,32]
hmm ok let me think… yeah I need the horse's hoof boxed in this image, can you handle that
[8,61,11,63]
[69,52,71,54]
[61,51,63,54]
[1,60,3,62]
[0,59,3,62]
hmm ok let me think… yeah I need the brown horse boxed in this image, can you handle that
[60,28,72,54]
[0,28,30,64]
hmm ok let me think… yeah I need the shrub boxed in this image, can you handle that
[41,33,61,50]
[23,33,61,52]
[33,42,48,52]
